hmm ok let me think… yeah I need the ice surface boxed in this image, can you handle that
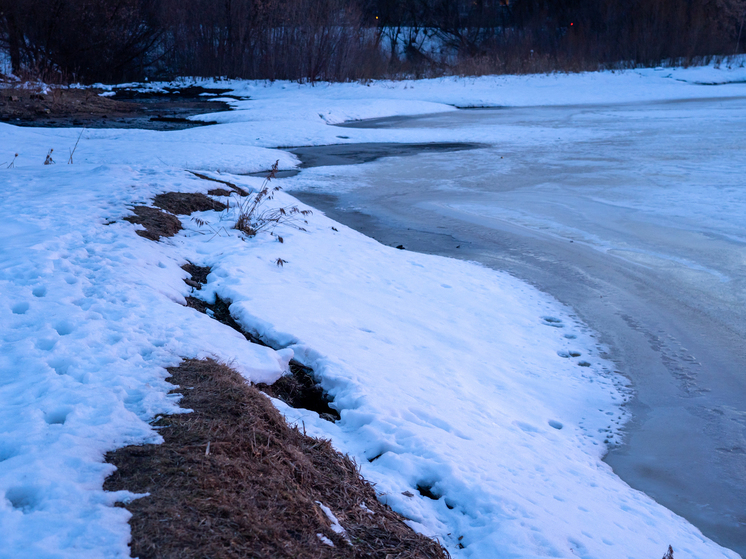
[284,93,746,553]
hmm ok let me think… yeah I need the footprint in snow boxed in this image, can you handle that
[48,357,74,376]
[542,316,564,328]
[44,406,73,425]
[514,421,539,433]
[11,301,30,315]
[35,338,57,351]
[0,442,19,462]
[54,320,75,336]
[5,485,42,513]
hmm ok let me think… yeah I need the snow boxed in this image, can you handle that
[316,501,350,543]
[1,63,744,559]
[317,533,335,547]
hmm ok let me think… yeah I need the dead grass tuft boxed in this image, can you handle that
[104,359,449,559]
[153,192,227,215]
[124,206,182,240]
[207,187,233,197]
[234,160,312,237]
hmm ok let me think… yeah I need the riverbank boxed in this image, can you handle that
[1,64,745,558]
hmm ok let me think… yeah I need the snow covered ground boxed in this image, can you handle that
[2,62,745,558]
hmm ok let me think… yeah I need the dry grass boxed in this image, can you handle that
[233,161,312,237]
[104,359,449,559]
[124,206,183,240]
[153,192,227,215]
[0,86,138,125]
[124,191,229,241]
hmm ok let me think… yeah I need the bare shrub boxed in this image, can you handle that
[0,0,162,83]
[2,0,744,82]
[157,0,385,81]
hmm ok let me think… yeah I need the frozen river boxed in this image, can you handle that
[288,97,746,556]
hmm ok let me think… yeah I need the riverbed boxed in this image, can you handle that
[286,97,746,556]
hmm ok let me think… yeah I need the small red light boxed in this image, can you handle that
[570,22,574,26]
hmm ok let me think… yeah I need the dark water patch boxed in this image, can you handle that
[335,113,448,130]
[335,109,505,130]
[291,191,469,253]
[288,142,483,169]
[111,85,237,101]
[243,169,301,179]
[149,115,217,126]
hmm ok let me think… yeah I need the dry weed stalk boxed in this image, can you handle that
[68,129,84,164]
[233,160,311,237]
[190,216,232,240]
[43,149,55,165]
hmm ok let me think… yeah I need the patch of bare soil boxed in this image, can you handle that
[153,192,227,215]
[257,362,341,422]
[104,359,449,559]
[124,191,228,241]
[124,206,182,241]
[1,87,133,124]
[182,262,211,289]
[0,85,228,129]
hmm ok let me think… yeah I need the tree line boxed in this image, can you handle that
[1,0,745,83]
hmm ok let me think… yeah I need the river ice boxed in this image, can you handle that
[289,96,746,555]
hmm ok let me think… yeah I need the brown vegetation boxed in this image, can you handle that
[124,206,182,240]
[0,84,229,129]
[2,0,744,83]
[104,358,449,559]
[0,87,134,125]
[153,192,227,215]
